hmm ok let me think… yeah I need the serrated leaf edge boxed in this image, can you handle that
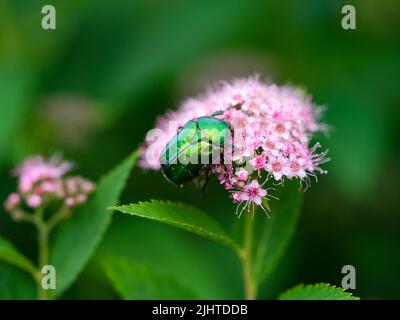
[52,149,139,298]
[110,200,239,250]
[278,282,360,300]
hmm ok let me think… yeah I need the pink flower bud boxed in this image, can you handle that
[65,197,75,207]
[75,194,87,205]
[81,181,95,194]
[27,195,42,208]
[236,168,249,181]
[14,155,72,195]
[251,154,266,170]
[4,193,21,211]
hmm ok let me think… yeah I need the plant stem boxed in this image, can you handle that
[34,207,49,300]
[47,206,70,230]
[239,213,257,300]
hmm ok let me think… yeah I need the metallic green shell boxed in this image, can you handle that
[160,116,231,186]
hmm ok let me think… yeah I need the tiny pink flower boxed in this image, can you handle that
[240,180,267,206]
[232,192,243,203]
[266,156,289,181]
[235,168,249,181]
[288,154,307,179]
[251,154,266,170]
[224,182,233,190]
[274,121,292,139]
[237,181,245,188]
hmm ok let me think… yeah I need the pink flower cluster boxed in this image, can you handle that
[4,155,95,214]
[140,76,328,214]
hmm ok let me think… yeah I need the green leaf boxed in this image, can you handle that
[278,283,359,300]
[0,262,37,299]
[0,62,33,163]
[102,256,197,300]
[110,200,238,250]
[49,150,139,297]
[0,235,37,276]
[253,180,303,283]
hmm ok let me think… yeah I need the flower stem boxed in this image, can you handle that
[239,213,257,300]
[34,207,49,300]
[37,224,49,300]
[47,206,70,230]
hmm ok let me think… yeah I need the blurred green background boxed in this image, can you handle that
[0,0,399,299]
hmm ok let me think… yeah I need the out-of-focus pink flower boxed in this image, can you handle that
[64,176,96,207]
[40,181,57,193]
[14,155,72,193]
[4,155,96,216]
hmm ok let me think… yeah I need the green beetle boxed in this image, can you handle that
[159,115,232,187]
